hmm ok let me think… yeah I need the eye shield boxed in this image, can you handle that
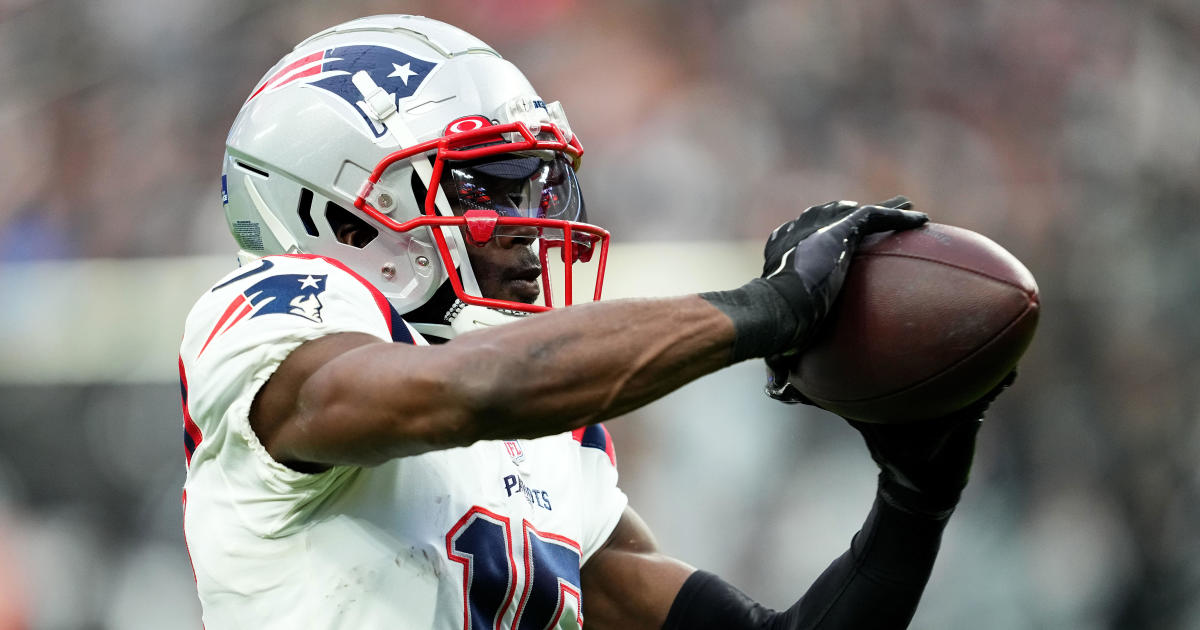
[353,119,609,312]
[442,153,590,241]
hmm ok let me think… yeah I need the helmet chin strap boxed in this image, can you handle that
[407,280,532,341]
[350,70,486,300]
[409,301,529,341]
[451,303,529,334]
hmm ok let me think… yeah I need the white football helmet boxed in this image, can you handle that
[222,15,608,337]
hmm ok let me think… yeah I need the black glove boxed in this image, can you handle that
[702,196,926,363]
[848,371,1016,518]
[764,352,810,403]
[762,196,921,400]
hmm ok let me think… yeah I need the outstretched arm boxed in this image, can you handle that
[581,496,953,630]
[255,296,735,469]
[581,374,1014,630]
[252,201,926,471]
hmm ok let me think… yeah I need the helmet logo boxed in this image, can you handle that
[249,45,438,139]
[445,115,492,134]
[443,115,505,148]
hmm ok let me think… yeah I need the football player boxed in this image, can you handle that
[179,15,1008,629]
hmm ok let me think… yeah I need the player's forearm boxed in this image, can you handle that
[663,491,950,630]
[441,294,735,441]
[293,295,736,465]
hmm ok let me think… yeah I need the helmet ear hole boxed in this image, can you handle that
[326,202,378,248]
[297,188,319,237]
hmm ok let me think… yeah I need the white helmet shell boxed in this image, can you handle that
[222,15,597,316]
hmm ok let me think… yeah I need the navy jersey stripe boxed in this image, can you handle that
[184,428,197,457]
[578,425,608,452]
[211,259,275,291]
[388,304,414,343]
[572,424,616,467]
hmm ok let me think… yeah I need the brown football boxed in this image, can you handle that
[789,222,1039,423]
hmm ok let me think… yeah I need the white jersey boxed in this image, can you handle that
[178,254,627,629]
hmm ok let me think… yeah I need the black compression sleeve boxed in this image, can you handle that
[700,279,798,363]
[662,492,951,630]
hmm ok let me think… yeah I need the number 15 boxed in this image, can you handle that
[447,506,583,630]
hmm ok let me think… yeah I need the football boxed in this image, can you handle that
[789,222,1039,423]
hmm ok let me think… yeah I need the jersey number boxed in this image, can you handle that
[447,506,583,630]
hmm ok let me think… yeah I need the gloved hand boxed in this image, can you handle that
[763,195,922,400]
[702,196,926,363]
[848,371,1017,518]
[764,352,810,403]
[760,196,926,350]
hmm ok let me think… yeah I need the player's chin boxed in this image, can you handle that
[500,279,541,305]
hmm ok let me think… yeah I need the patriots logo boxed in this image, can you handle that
[248,45,438,138]
[244,273,329,322]
[198,271,330,357]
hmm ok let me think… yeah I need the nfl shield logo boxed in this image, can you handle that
[503,440,525,464]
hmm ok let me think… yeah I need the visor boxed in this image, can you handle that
[443,153,584,222]
[442,153,598,261]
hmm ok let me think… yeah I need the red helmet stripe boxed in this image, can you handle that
[248,50,327,101]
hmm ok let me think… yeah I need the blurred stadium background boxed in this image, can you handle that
[1,0,1198,628]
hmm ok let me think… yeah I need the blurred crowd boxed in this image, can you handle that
[1,0,1198,628]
